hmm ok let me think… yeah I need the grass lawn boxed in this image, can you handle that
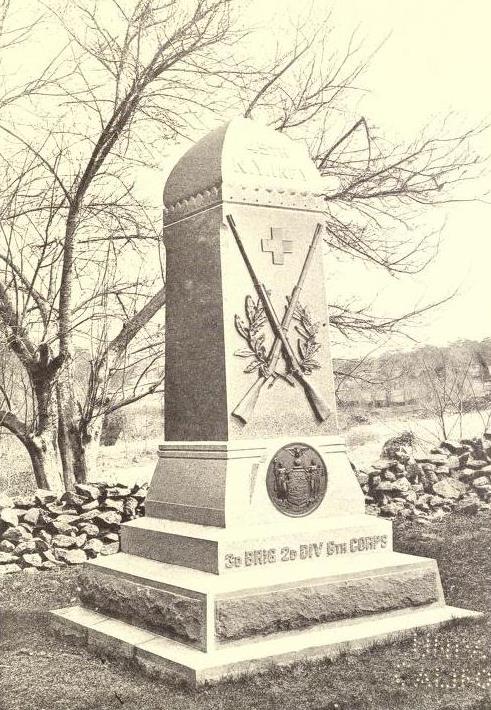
[0,513,490,710]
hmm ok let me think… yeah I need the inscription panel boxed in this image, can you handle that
[222,119,321,192]
[222,532,390,571]
[230,140,309,183]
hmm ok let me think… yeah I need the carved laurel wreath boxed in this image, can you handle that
[234,295,321,376]
[234,296,269,376]
[292,302,322,374]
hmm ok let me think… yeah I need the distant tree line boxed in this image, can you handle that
[335,339,491,429]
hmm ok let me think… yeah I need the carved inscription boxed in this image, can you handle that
[224,534,389,569]
[231,142,308,182]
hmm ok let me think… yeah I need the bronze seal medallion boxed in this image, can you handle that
[266,443,327,517]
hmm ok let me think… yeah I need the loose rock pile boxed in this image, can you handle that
[356,432,491,520]
[0,482,148,575]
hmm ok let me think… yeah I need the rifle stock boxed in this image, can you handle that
[235,369,330,423]
[259,282,331,423]
[232,374,270,423]
[258,280,330,422]
[298,374,330,422]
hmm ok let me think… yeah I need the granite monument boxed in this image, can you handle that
[51,118,478,685]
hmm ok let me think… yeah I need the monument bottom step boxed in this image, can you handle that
[51,603,479,686]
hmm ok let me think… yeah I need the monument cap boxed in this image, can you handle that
[163,117,325,224]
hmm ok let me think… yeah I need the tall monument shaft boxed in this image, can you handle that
[162,118,337,441]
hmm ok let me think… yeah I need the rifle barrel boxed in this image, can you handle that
[227,214,329,422]
[267,222,323,374]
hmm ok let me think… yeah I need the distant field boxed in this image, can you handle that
[1,405,490,495]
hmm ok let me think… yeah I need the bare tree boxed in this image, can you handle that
[417,350,475,440]
[0,0,238,491]
[335,343,490,439]
[241,21,487,343]
[0,2,486,492]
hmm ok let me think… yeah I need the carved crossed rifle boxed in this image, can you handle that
[226,215,330,423]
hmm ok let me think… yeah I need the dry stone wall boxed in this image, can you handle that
[0,482,147,575]
[1,433,490,577]
[356,432,491,520]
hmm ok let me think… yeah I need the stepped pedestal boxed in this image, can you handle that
[51,437,478,685]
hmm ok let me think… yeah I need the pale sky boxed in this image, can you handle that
[254,0,491,357]
[161,0,491,357]
[331,0,491,356]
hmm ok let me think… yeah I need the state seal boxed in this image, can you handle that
[266,443,327,517]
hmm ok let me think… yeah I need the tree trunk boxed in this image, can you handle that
[77,417,102,482]
[25,432,64,493]
[56,362,81,490]
[32,364,74,492]
[0,410,64,492]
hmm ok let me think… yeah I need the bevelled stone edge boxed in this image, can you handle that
[78,567,207,650]
[51,602,480,687]
[215,566,442,642]
[163,182,326,225]
[222,184,326,212]
[157,445,266,460]
[157,435,346,452]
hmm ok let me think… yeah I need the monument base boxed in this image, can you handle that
[51,604,476,686]
[51,574,477,686]
[50,436,479,685]
[51,544,479,685]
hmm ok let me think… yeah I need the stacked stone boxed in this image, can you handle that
[0,482,148,575]
[356,433,491,520]
[1,435,489,578]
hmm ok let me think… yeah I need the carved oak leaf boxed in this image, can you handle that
[245,295,256,324]
[298,339,307,360]
[234,294,269,375]
[294,301,322,375]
